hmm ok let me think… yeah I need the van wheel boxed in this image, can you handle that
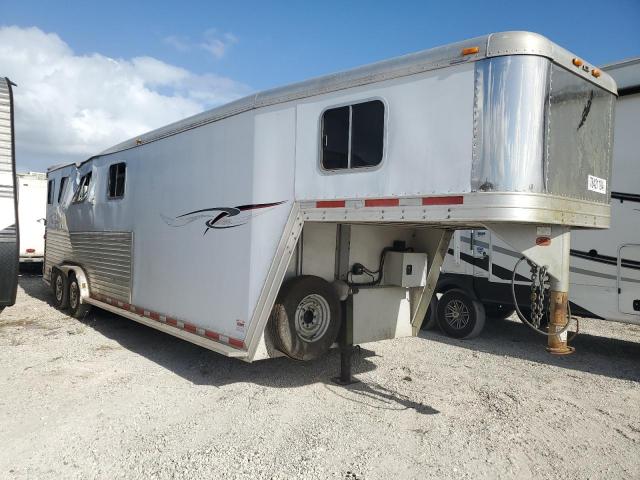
[421,295,438,330]
[52,270,69,309]
[68,275,91,319]
[437,289,485,339]
[483,303,515,320]
[269,275,341,361]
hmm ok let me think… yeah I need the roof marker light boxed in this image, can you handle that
[572,58,583,67]
[461,46,480,56]
[591,68,601,78]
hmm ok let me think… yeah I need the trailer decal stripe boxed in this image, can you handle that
[89,293,245,350]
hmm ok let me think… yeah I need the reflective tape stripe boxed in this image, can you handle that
[312,196,465,208]
[364,198,399,207]
[88,293,245,349]
[422,195,464,205]
[316,200,346,208]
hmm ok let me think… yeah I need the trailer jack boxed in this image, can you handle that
[332,344,360,386]
[547,290,575,355]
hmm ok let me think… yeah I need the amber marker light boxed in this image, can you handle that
[572,58,583,67]
[461,46,480,56]
[592,68,601,78]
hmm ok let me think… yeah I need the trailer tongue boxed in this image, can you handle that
[44,32,616,373]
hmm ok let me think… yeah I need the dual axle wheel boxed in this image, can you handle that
[51,270,91,318]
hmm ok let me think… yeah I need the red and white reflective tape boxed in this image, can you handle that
[307,195,464,209]
[90,293,245,349]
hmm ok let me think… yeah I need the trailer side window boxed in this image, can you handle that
[47,180,54,205]
[57,177,68,203]
[321,100,384,171]
[108,162,126,199]
[73,172,92,203]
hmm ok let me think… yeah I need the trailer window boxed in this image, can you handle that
[57,177,68,203]
[47,180,54,205]
[73,172,92,203]
[321,100,384,171]
[108,162,126,199]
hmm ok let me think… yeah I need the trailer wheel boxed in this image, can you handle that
[68,274,91,319]
[436,289,485,339]
[52,270,69,309]
[483,303,515,320]
[420,295,438,330]
[269,275,341,361]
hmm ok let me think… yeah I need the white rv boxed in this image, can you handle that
[17,172,47,263]
[435,58,639,338]
[0,77,18,314]
[44,32,617,364]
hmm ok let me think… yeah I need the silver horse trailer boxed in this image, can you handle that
[0,77,18,314]
[435,58,638,339]
[44,32,616,364]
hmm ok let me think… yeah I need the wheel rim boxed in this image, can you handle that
[444,299,471,330]
[294,294,331,343]
[70,282,78,309]
[55,275,64,302]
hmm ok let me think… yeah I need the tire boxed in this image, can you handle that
[420,295,438,330]
[436,289,486,339]
[483,303,515,320]
[68,274,91,319]
[269,275,341,361]
[52,270,69,309]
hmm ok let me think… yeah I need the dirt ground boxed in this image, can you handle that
[1,269,639,479]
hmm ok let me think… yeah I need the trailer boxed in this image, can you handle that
[0,77,18,314]
[17,172,47,263]
[434,58,638,338]
[44,32,617,364]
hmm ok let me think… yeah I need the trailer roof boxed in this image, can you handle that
[49,31,617,173]
[602,57,640,94]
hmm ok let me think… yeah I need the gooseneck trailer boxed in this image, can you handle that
[0,77,18,314]
[44,32,616,362]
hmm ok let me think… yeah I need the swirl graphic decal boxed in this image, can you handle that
[162,201,286,235]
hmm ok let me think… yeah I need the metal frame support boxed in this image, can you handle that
[410,229,454,334]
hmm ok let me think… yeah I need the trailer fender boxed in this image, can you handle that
[57,265,90,303]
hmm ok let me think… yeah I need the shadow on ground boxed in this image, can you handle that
[19,275,438,415]
[420,316,640,382]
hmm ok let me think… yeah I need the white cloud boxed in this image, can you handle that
[163,35,191,52]
[0,26,250,171]
[164,29,238,59]
[200,30,238,59]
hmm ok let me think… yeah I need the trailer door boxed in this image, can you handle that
[618,244,640,315]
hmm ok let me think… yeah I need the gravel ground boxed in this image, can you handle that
[1,269,639,479]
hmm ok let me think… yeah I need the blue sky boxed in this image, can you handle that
[1,0,638,171]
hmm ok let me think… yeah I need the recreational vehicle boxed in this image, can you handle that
[0,77,18,314]
[44,32,617,364]
[433,58,638,339]
[17,172,47,263]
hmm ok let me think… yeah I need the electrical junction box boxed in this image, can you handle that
[382,252,428,288]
